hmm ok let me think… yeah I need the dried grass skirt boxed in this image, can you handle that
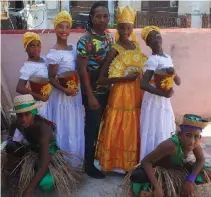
[1,148,83,197]
[112,164,211,197]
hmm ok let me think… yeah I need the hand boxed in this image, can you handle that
[39,95,49,102]
[153,184,164,197]
[125,72,140,82]
[88,94,100,110]
[63,88,78,96]
[162,88,174,98]
[182,181,196,197]
[166,67,175,75]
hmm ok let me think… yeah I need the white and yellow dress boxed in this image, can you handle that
[96,43,147,172]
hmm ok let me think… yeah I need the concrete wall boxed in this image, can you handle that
[178,1,211,15]
[1,29,211,117]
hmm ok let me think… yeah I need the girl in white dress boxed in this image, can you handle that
[46,11,85,167]
[140,26,181,160]
[16,32,50,118]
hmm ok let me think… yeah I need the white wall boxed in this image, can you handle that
[178,1,211,15]
[118,0,142,11]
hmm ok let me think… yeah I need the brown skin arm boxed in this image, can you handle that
[174,74,181,86]
[181,145,204,197]
[142,139,176,188]
[191,145,205,175]
[165,67,181,86]
[98,49,137,85]
[16,79,48,102]
[23,123,52,194]
[48,64,66,92]
[141,70,167,97]
[77,56,94,98]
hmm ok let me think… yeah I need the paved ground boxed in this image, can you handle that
[1,125,211,197]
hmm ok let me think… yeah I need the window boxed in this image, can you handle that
[170,0,178,8]
[141,1,178,13]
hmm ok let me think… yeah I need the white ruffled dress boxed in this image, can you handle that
[140,54,176,160]
[46,45,85,167]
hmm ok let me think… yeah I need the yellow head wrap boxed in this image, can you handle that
[116,6,136,25]
[53,11,72,29]
[115,6,137,43]
[22,32,41,48]
[141,26,160,43]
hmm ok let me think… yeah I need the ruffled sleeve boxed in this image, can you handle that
[46,50,62,65]
[19,63,35,80]
[143,55,159,72]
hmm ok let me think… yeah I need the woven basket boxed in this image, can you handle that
[182,117,209,129]
[57,71,79,89]
[29,77,51,96]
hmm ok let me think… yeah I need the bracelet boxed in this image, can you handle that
[186,173,197,183]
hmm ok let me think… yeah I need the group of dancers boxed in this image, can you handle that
[1,2,211,197]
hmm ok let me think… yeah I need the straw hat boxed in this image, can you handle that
[9,94,41,113]
[178,114,209,130]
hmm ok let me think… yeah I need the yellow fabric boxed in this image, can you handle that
[23,32,41,48]
[115,6,137,43]
[53,11,72,29]
[141,26,160,43]
[109,43,147,78]
[96,43,147,171]
[116,6,136,24]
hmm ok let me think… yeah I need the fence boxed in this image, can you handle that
[135,12,191,28]
[1,4,211,30]
[70,6,211,29]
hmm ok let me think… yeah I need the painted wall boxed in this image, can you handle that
[1,29,211,117]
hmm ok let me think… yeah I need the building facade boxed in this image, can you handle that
[1,0,211,30]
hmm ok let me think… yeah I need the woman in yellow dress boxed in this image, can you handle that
[96,6,147,173]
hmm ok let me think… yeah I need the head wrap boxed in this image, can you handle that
[23,32,41,48]
[115,6,137,43]
[53,11,72,29]
[141,26,160,43]
[116,6,136,25]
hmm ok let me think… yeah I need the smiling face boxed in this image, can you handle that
[178,127,201,152]
[91,6,109,32]
[26,40,41,59]
[55,21,71,40]
[117,23,133,41]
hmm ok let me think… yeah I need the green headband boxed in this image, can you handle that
[14,103,38,116]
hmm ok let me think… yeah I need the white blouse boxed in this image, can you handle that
[19,58,48,80]
[144,54,174,75]
[45,44,77,75]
